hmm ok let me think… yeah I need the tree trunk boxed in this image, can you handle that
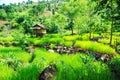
[71,27,74,35]
[77,25,80,35]
[110,19,113,45]
[89,26,92,40]
[110,0,113,45]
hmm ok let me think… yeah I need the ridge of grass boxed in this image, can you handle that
[75,41,115,54]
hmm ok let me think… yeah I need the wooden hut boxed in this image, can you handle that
[32,24,46,37]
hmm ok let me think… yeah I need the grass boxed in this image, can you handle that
[0,37,14,42]
[0,63,14,80]
[110,56,120,75]
[75,41,115,54]
[49,43,56,49]
[63,35,79,41]
[0,33,118,80]
[63,41,73,47]
[11,63,42,80]
[0,47,31,62]
[0,47,115,80]
[28,36,64,46]
[33,48,114,80]
[33,48,60,65]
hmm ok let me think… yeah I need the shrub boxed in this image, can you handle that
[109,56,120,78]
[75,41,115,54]
[50,44,56,49]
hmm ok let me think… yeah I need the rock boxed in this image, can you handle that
[101,54,112,62]
[56,49,59,52]
[63,47,67,50]
[57,45,63,49]
[38,64,57,80]
[48,49,54,53]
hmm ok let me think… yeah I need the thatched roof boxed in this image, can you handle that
[32,24,46,29]
[0,20,8,26]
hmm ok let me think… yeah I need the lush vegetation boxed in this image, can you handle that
[0,0,120,80]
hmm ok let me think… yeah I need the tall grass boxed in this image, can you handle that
[11,63,42,80]
[33,49,114,80]
[63,35,79,41]
[109,56,120,78]
[55,54,113,80]
[0,37,14,43]
[0,47,31,62]
[75,41,115,54]
[0,63,14,80]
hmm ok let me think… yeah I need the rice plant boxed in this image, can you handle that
[0,63,14,80]
[75,41,115,54]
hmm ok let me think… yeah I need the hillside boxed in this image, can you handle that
[0,0,120,80]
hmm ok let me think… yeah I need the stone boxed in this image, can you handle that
[38,64,57,80]
[48,49,54,53]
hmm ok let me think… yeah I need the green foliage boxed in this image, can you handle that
[11,64,42,80]
[0,9,7,20]
[49,38,64,44]
[75,41,115,54]
[110,56,120,77]
[63,41,73,47]
[63,35,79,41]
[0,63,14,80]
[0,47,31,62]
[0,37,13,43]
[98,38,115,45]
[0,47,22,53]
[29,3,45,16]
[50,43,56,49]
[33,49,114,80]
[12,31,28,49]
[0,1,120,80]
[55,59,113,80]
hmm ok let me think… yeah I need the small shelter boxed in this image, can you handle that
[32,24,46,37]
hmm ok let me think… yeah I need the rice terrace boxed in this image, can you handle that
[0,0,120,80]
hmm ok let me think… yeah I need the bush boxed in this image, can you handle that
[75,41,115,54]
[110,56,120,78]
[0,9,7,20]
[50,44,56,49]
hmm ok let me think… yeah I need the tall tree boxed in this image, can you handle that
[95,0,120,45]
[59,0,80,35]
